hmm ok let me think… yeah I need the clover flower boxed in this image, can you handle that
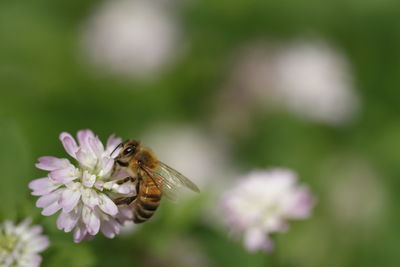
[29,130,136,242]
[0,219,49,267]
[220,168,315,252]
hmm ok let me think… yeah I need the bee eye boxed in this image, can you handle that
[123,146,135,156]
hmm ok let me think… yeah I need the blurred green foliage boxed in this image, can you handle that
[1,0,400,266]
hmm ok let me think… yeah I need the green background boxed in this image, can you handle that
[1,0,400,266]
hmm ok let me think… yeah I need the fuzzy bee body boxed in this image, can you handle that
[112,140,199,224]
[133,176,162,223]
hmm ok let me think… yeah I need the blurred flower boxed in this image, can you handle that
[220,168,315,253]
[141,124,235,189]
[215,40,359,131]
[81,0,182,79]
[29,129,136,242]
[0,218,49,267]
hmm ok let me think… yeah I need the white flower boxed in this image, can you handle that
[80,0,182,79]
[29,129,136,242]
[273,40,359,125]
[216,40,359,130]
[220,168,315,252]
[0,219,49,267]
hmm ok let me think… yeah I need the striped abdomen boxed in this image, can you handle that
[133,177,162,223]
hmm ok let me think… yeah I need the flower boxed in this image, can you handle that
[0,218,49,267]
[215,40,359,132]
[80,0,182,79]
[29,129,136,242]
[220,168,315,252]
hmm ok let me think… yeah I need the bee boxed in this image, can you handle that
[111,140,200,223]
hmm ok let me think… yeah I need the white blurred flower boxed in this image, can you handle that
[29,129,136,243]
[81,0,182,79]
[141,124,234,189]
[220,168,315,253]
[0,219,49,267]
[273,41,359,124]
[216,40,359,129]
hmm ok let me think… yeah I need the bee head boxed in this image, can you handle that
[114,139,140,168]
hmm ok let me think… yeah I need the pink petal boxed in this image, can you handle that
[77,129,95,152]
[35,156,70,171]
[100,219,120,238]
[32,236,50,252]
[106,134,122,157]
[73,224,88,243]
[59,132,79,158]
[101,157,114,175]
[98,194,118,216]
[82,208,100,236]
[81,189,99,209]
[76,149,96,169]
[42,201,62,216]
[287,187,315,219]
[36,190,62,208]
[244,228,274,253]
[60,188,81,213]
[89,136,104,158]
[57,210,80,232]
[49,166,78,183]
[29,177,60,196]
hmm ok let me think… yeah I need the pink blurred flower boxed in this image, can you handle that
[220,168,315,253]
[29,129,136,242]
[0,218,49,267]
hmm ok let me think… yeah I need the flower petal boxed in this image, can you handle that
[76,149,97,169]
[244,228,274,252]
[106,134,122,157]
[41,201,62,216]
[89,136,104,158]
[100,219,120,238]
[29,177,61,196]
[73,223,88,243]
[35,156,70,171]
[60,188,81,213]
[36,190,62,208]
[60,132,79,158]
[98,193,118,216]
[81,188,99,208]
[77,129,95,151]
[57,209,80,232]
[82,207,100,235]
[49,166,79,183]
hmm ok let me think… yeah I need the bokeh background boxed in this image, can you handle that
[1,0,399,266]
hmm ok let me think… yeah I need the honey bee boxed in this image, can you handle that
[111,140,200,223]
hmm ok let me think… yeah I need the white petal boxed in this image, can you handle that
[60,188,81,213]
[49,166,79,184]
[35,156,70,171]
[82,207,100,235]
[82,171,96,188]
[36,190,62,208]
[98,194,118,216]
[59,132,79,158]
[42,201,62,216]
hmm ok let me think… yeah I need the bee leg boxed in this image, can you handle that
[113,196,137,205]
[116,176,136,185]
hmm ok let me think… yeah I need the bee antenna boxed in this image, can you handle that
[110,143,123,157]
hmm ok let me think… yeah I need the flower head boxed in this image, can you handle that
[220,168,315,252]
[29,129,136,242]
[0,219,49,267]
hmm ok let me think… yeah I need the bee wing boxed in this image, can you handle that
[140,162,200,202]
[157,162,200,193]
